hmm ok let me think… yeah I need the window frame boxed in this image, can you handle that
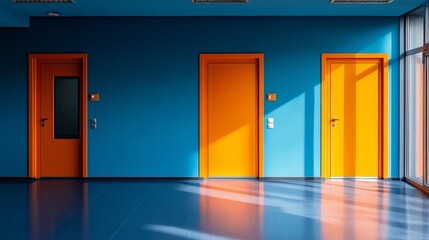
[403,4,429,193]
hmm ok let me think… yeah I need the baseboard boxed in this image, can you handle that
[321,177,401,181]
[0,177,35,182]
[85,177,203,181]
[260,177,323,181]
[382,178,401,181]
[0,177,400,182]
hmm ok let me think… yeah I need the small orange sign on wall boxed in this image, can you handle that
[266,93,276,101]
[89,93,99,102]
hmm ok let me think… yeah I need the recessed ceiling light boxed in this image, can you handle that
[12,0,75,3]
[330,0,393,3]
[192,0,248,3]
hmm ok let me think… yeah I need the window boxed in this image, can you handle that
[404,5,429,190]
[405,53,424,184]
[54,77,80,139]
[407,8,424,50]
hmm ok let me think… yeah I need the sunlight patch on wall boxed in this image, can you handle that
[265,93,306,176]
[361,32,392,54]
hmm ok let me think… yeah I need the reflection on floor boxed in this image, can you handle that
[0,179,428,240]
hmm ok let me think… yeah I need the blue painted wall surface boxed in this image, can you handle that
[0,17,399,177]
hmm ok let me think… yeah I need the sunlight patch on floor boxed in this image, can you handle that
[144,224,239,240]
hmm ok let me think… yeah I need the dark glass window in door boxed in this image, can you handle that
[54,77,80,139]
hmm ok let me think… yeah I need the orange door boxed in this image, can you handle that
[330,60,381,177]
[207,60,258,177]
[40,63,82,177]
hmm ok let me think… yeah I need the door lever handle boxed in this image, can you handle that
[41,118,48,122]
[331,118,340,122]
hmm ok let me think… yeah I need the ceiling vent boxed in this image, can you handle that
[12,0,75,3]
[330,0,393,3]
[192,0,248,3]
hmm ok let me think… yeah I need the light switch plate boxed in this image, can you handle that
[268,123,274,129]
[267,118,274,123]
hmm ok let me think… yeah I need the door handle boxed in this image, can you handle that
[41,118,48,127]
[331,118,340,122]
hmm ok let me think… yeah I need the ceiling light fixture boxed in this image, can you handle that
[330,0,393,3]
[192,0,248,3]
[12,0,75,3]
[47,11,59,16]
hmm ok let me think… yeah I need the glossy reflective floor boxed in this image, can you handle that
[1,179,428,240]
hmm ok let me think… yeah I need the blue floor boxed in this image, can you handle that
[0,179,428,240]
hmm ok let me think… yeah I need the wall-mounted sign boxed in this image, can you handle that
[267,93,276,102]
[89,93,100,102]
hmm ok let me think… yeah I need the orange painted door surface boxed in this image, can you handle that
[330,61,380,177]
[207,62,258,177]
[40,63,82,177]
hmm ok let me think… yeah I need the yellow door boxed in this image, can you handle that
[330,60,381,177]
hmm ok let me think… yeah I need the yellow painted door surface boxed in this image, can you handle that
[330,61,379,177]
[207,63,257,177]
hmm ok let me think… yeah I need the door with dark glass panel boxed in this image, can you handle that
[40,63,82,177]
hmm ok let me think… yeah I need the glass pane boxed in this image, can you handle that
[407,8,424,50]
[406,53,424,184]
[54,77,80,139]
[427,6,429,44]
[427,56,429,186]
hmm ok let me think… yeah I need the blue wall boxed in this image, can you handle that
[0,17,399,177]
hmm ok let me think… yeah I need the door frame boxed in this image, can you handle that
[321,53,389,179]
[28,53,88,178]
[199,53,264,178]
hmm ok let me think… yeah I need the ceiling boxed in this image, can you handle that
[0,0,427,27]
